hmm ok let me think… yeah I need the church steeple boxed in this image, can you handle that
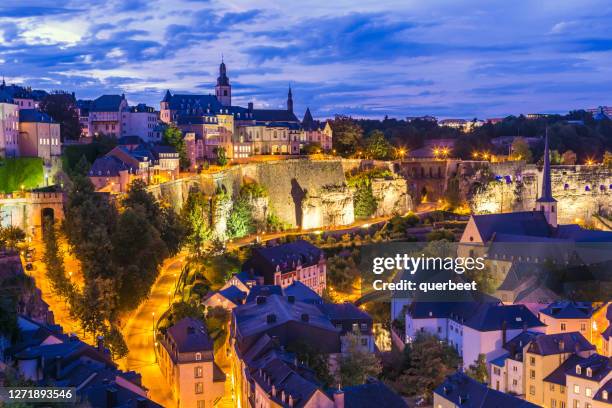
[536,129,557,227]
[287,85,293,113]
[215,58,231,106]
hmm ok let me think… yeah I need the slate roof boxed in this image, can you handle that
[566,353,612,382]
[503,330,541,360]
[89,156,130,177]
[18,109,55,123]
[543,354,583,386]
[165,93,221,112]
[340,378,407,408]
[603,324,612,341]
[233,294,337,340]
[409,300,543,332]
[471,211,552,243]
[283,281,323,304]
[90,94,125,112]
[117,136,144,146]
[539,301,595,319]
[526,332,595,356]
[434,372,540,407]
[166,317,213,353]
[252,109,299,122]
[217,285,247,305]
[245,285,283,303]
[317,302,371,321]
[245,240,323,276]
[594,378,612,403]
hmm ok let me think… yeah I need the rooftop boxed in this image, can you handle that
[166,317,213,354]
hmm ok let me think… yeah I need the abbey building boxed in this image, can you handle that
[160,61,332,165]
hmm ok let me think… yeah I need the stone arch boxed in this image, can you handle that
[41,207,54,232]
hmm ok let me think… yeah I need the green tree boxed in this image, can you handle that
[550,149,562,165]
[214,147,228,166]
[182,190,213,259]
[339,331,382,386]
[163,124,189,169]
[391,333,461,400]
[365,130,391,160]
[39,92,80,140]
[466,353,488,383]
[426,229,455,242]
[205,306,231,352]
[227,194,254,239]
[42,219,73,298]
[0,226,26,251]
[510,137,533,163]
[287,340,334,387]
[104,325,129,359]
[562,150,577,165]
[330,115,363,157]
[303,142,322,155]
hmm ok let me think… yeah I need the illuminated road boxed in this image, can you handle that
[120,254,184,408]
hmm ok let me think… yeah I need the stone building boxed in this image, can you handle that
[88,94,129,138]
[157,317,225,408]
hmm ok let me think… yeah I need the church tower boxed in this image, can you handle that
[287,85,293,113]
[215,59,231,106]
[536,130,557,227]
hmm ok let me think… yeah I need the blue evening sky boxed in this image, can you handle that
[1,0,611,119]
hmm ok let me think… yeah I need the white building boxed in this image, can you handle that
[123,103,161,143]
[0,95,19,158]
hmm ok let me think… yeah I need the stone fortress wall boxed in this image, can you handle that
[469,162,612,224]
[147,158,412,233]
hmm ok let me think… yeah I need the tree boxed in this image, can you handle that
[205,306,230,352]
[214,147,228,166]
[466,353,488,383]
[339,331,382,386]
[365,130,391,160]
[0,226,26,251]
[330,116,363,157]
[426,229,455,242]
[562,150,577,165]
[352,182,378,218]
[287,340,334,387]
[303,142,322,155]
[104,325,129,359]
[227,194,254,239]
[510,137,533,163]
[163,124,189,169]
[550,149,562,165]
[390,333,461,400]
[182,190,213,259]
[42,219,73,298]
[39,92,80,140]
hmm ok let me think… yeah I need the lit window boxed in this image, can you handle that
[195,352,202,361]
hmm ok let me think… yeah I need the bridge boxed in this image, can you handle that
[0,191,64,238]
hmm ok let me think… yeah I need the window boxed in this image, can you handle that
[197,401,205,408]
[573,401,580,408]
[585,387,592,397]
[604,390,609,400]
[195,382,203,394]
[574,384,580,394]
[529,385,535,395]
[361,338,368,346]
[552,400,557,408]
[195,352,202,361]
[561,323,567,331]
[194,366,203,378]
[530,356,536,366]
[530,370,535,379]
[512,379,518,386]
[360,323,367,331]
[561,403,565,408]
[550,384,555,391]
[581,323,587,331]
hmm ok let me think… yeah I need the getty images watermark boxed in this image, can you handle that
[370,254,485,292]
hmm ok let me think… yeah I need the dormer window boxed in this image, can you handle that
[195,352,202,361]
[576,365,581,375]
[603,390,608,400]
[586,367,592,377]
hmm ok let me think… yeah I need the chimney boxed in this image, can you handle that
[106,387,118,408]
[501,321,507,346]
[97,335,105,353]
[55,355,62,378]
[333,386,344,408]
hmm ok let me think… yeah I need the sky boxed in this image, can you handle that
[1,0,612,119]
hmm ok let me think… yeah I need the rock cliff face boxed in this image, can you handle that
[301,185,354,229]
[148,158,417,234]
[371,177,413,217]
[469,163,612,224]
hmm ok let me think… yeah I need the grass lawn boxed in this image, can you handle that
[0,157,44,193]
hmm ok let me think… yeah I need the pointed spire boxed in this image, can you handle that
[537,128,555,203]
[287,84,293,113]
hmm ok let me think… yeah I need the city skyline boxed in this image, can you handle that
[2,0,612,119]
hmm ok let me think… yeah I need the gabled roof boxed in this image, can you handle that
[88,156,130,177]
[245,240,323,276]
[539,301,595,319]
[165,93,221,112]
[90,94,125,112]
[526,332,595,356]
[166,317,213,353]
[594,378,612,403]
[19,109,55,123]
[434,372,539,407]
[217,285,247,305]
[245,285,283,303]
[252,109,299,122]
[317,302,371,321]
[566,353,612,382]
[284,281,322,304]
[340,378,407,408]
[471,211,552,243]
[543,354,583,386]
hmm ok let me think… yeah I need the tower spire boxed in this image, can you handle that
[287,84,293,113]
[536,128,557,227]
